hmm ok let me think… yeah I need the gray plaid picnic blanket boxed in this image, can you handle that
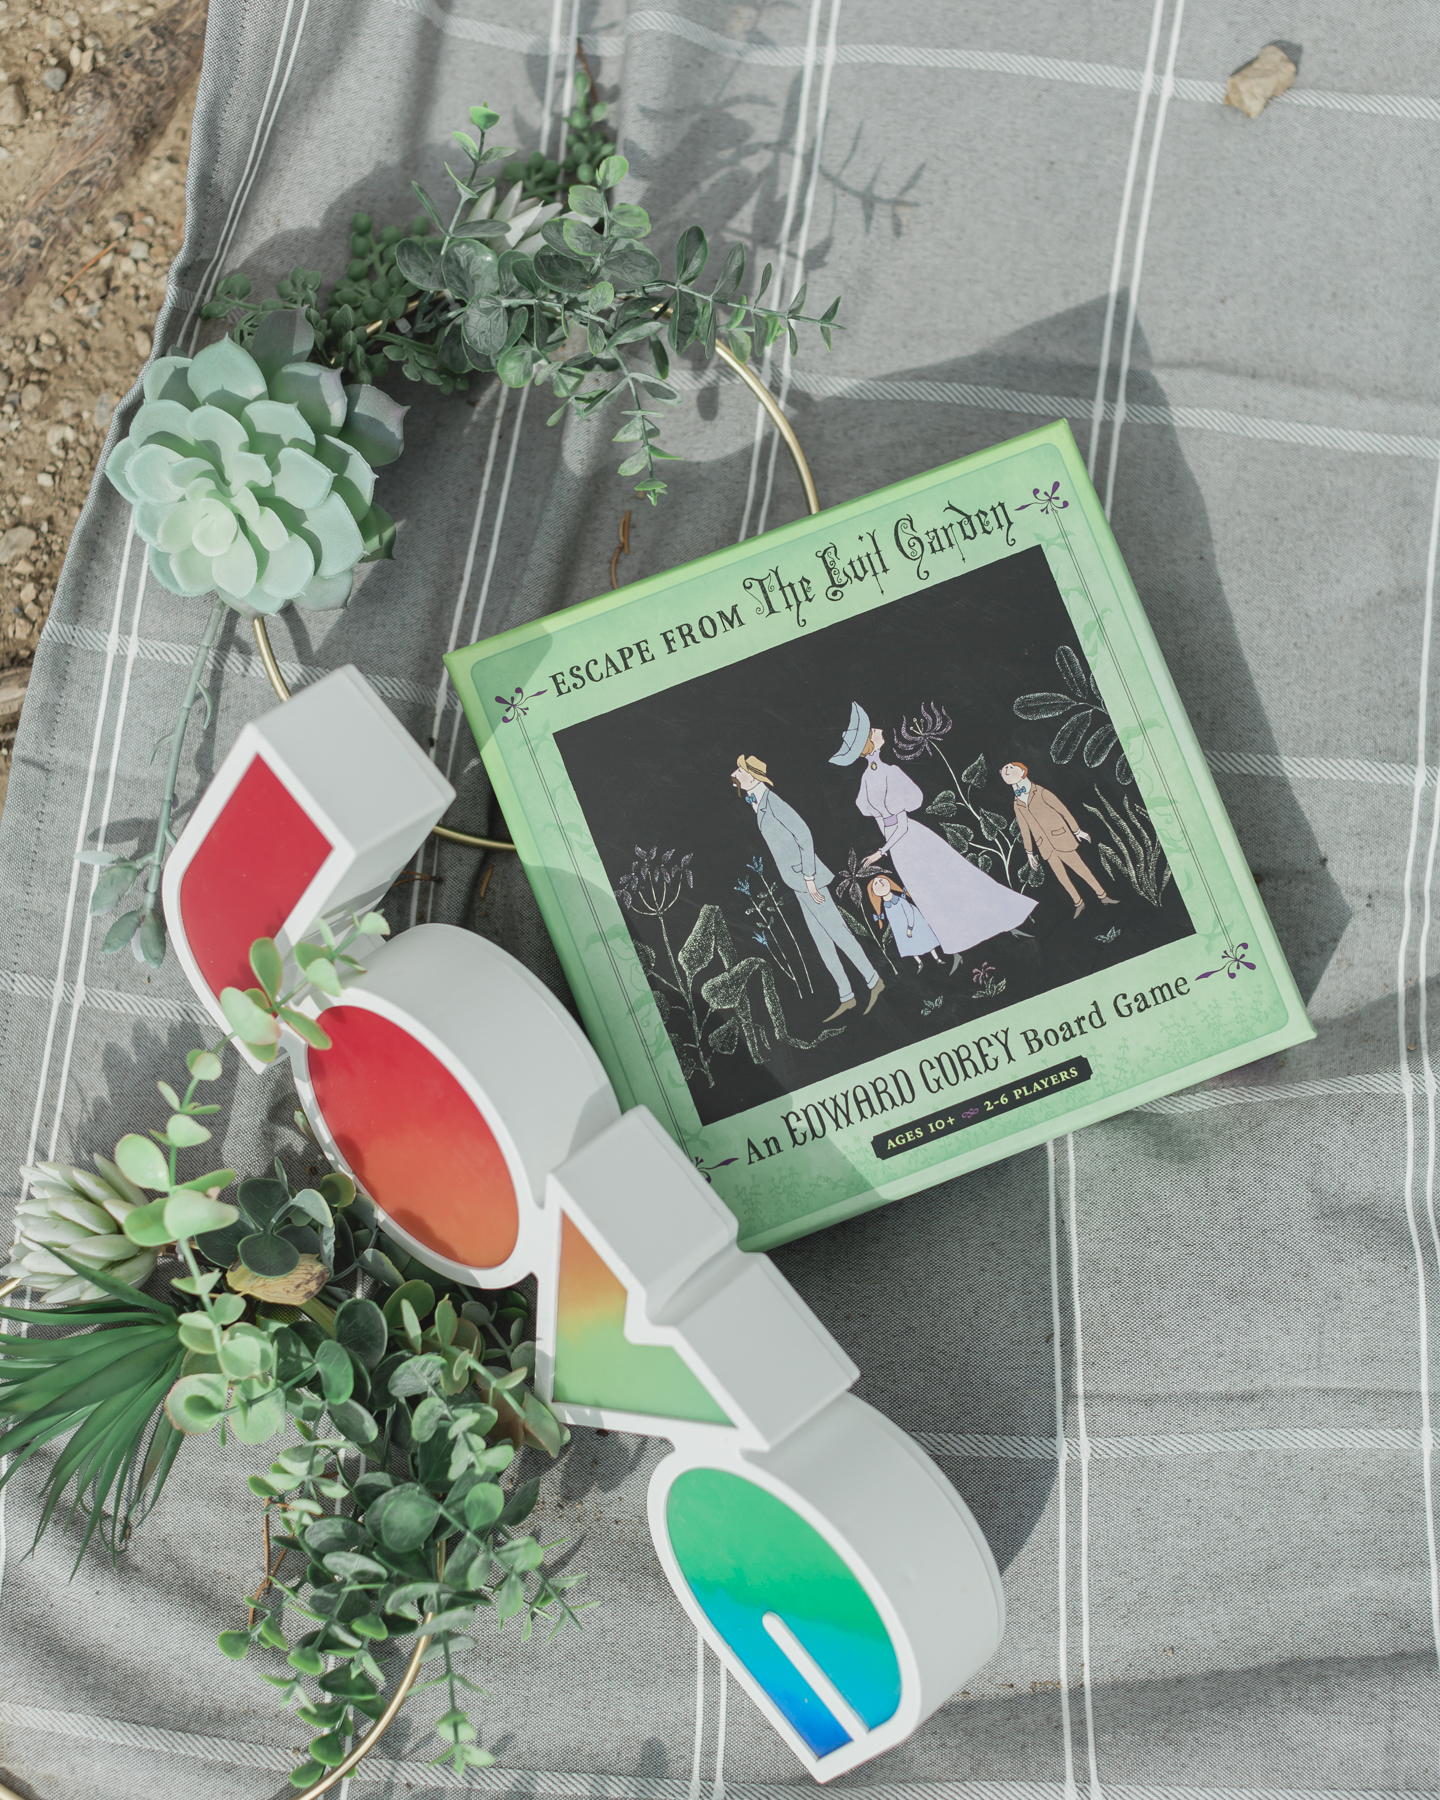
[1,2,1434,1795]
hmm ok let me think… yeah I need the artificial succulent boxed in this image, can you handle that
[104,309,405,617]
[6,1156,157,1302]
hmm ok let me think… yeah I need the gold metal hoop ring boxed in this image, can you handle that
[251,342,820,852]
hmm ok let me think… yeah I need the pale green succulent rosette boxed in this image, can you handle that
[104,308,406,616]
[6,1156,158,1302]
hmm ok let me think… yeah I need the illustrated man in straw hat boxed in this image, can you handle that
[730,754,885,1022]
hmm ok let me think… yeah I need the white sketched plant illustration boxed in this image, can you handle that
[1081,791,1172,906]
[613,847,844,1087]
[1013,645,1132,785]
[733,855,813,995]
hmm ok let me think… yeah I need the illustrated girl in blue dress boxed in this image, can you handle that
[867,873,943,971]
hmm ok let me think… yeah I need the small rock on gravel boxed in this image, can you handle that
[20,384,42,412]
[0,82,27,128]
[40,65,68,91]
[0,527,38,567]
[131,329,152,359]
[1225,44,1297,117]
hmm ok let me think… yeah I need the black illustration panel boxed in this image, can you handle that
[556,544,1195,1126]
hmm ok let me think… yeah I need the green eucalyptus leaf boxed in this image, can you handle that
[463,1482,505,1531]
[384,1352,445,1399]
[89,859,140,914]
[166,1112,211,1148]
[602,242,662,287]
[217,1323,276,1382]
[114,1132,171,1192]
[382,1279,435,1329]
[165,1371,228,1434]
[367,1482,440,1552]
[323,1551,388,1583]
[279,1006,332,1050]
[494,1572,525,1622]
[497,1475,541,1528]
[329,1398,378,1444]
[220,986,281,1047]
[561,218,604,259]
[409,1393,445,1443]
[399,1298,423,1354]
[675,225,708,283]
[334,1296,387,1369]
[714,241,745,298]
[608,202,651,239]
[165,1189,240,1239]
[441,238,499,301]
[304,958,344,1000]
[249,936,283,1003]
[314,1338,354,1405]
[231,1383,286,1444]
[500,251,542,295]
[284,1187,332,1231]
[121,1195,173,1246]
[520,1388,567,1456]
[319,1171,356,1211]
[394,237,441,290]
[496,1534,543,1572]
[186,1048,224,1082]
[358,1247,404,1289]
[496,342,534,388]
[460,295,508,360]
[178,1312,221,1354]
[533,248,588,293]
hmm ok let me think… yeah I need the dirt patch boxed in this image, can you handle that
[0,1,198,814]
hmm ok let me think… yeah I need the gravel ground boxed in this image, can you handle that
[0,0,197,813]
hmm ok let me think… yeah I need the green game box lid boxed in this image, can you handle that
[446,419,1312,1250]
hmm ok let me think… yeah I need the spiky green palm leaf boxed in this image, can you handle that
[0,1254,185,1564]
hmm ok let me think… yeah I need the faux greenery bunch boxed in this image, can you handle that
[1,917,580,1786]
[200,91,839,503]
[85,67,838,978]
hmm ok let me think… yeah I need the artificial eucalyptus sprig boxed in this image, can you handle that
[200,91,840,503]
[2,917,583,1783]
[85,67,840,973]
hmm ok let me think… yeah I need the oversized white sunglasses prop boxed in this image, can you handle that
[163,666,1005,1782]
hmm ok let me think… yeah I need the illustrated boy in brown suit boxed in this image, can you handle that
[1000,761,1120,920]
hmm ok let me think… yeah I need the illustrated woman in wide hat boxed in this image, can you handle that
[831,702,1037,969]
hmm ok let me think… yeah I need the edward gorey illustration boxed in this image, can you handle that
[556,545,1195,1128]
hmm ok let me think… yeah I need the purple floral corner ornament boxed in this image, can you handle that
[1016,481,1068,517]
[1198,942,1257,980]
[692,1152,739,1185]
[495,685,546,724]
